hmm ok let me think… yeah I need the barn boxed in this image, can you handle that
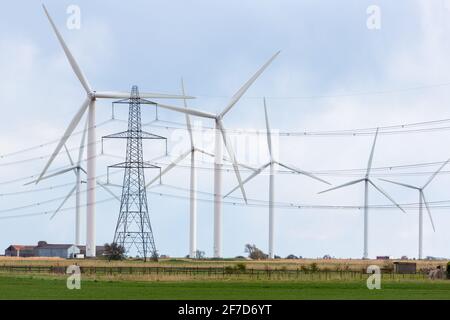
[33,241,80,258]
[4,245,35,257]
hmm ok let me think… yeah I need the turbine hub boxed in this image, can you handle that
[88,91,96,100]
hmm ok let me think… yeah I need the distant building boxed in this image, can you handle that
[376,256,390,260]
[394,262,417,274]
[77,245,105,257]
[4,245,35,257]
[4,241,105,259]
[34,241,80,258]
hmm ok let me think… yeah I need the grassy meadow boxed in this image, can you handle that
[0,274,450,299]
[0,257,448,299]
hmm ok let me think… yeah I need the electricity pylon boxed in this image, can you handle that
[104,85,164,261]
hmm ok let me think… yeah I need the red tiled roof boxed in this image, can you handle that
[7,245,35,250]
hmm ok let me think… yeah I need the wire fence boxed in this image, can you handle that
[0,265,430,280]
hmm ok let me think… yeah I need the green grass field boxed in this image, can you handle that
[1,275,450,299]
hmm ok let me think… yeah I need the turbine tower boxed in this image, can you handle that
[319,128,405,259]
[106,86,161,260]
[38,5,191,257]
[225,98,330,258]
[152,52,279,257]
[379,158,450,259]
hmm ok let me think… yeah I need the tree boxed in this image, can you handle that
[150,250,159,262]
[104,242,125,260]
[195,250,205,260]
[244,244,268,260]
[286,254,298,259]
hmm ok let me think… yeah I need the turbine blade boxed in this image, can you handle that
[63,144,77,178]
[421,192,436,232]
[94,91,195,100]
[318,178,365,194]
[36,97,91,184]
[42,5,92,94]
[217,120,247,203]
[25,166,78,185]
[104,182,122,188]
[181,78,194,148]
[219,51,280,118]
[423,157,450,189]
[263,98,273,160]
[156,103,216,119]
[63,144,75,166]
[278,162,330,185]
[145,149,192,187]
[50,185,77,220]
[224,162,270,198]
[369,179,405,213]
[366,128,379,177]
[195,148,216,158]
[97,180,121,202]
[378,178,418,190]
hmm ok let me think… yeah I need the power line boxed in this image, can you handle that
[193,81,450,100]
[0,119,113,160]
[140,117,450,137]
[4,182,450,221]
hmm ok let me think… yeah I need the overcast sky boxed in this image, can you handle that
[1,0,450,259]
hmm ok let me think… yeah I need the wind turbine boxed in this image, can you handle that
[153,52,279,257]
[379,158,450,259]
[224,98,330,258]
[319,128,405,259]
[25,116,117,246]
[38,5,192,257]
[145,79,201,258]
[146,79,258,258]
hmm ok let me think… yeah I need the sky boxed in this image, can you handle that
[1,0,450,259]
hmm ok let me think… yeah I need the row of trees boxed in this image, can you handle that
[103,242,316,261]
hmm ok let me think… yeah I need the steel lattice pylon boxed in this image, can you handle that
[104,86,164,261]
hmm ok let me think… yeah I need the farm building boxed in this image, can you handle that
[4,245,35,257]
[78,245,106,257]
[34,241,80,258]
[394,262,417,274]
[3,241,106,258]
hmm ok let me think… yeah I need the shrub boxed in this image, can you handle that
[224,266,235,274]
[310,263,319,272]
[236,263,246,272]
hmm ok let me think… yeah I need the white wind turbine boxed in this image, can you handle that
[25,117,119,246]
[379,158,450,260]
[152,52,280,257]
[146,80,257,258]
[38,5,192,257]
[145,79,202,258]
[318,128,405,259]
[224,98,330,258]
